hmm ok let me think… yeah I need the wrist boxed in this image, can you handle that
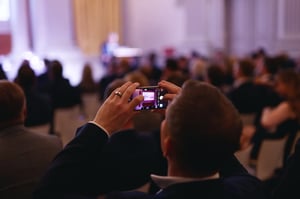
[88,121,110,137]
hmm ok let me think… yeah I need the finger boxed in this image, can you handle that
[163,93,177,101]
[158,80,181,94]
[129,95,144,110]
[109,81,132,100]
[117,81,133,94]
[121,82,140,102]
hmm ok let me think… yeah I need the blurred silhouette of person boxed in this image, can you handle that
[78,62,98,94]
[251,69,300,166]
[140,52,162,85]
[48,60,82,109]
[0,63,7,80]
[0,80,62,199]
[101,32,119,67]
[271,137,300,199]
[14,60,52,128]
[37,58,52,94]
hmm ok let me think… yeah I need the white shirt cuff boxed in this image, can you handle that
[88,121,110,137]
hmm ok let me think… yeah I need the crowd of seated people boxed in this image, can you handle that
[0,47,300,198]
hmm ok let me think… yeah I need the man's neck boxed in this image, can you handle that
[167,163,218,179]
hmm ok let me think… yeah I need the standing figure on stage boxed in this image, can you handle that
[101,32,119,67]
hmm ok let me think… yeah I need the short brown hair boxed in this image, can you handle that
[0,80,25,122]
[166,79,242,175]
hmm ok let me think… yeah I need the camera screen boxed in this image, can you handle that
[133,87,168,111]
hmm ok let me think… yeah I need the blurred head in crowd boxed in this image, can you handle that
[0,80,26,129]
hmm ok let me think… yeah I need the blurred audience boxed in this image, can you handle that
[37,58,52,94]
[257,69,300,163]
[139,52,162,85]
[77,62,98,94]
[0,80,62,199]
[205,63,227,93]
[227,58,262,114]
[0,47,299,198]
[14,60,52,128]
[77,62,100,120]
[48,60,82,109]
[254,57,279,87]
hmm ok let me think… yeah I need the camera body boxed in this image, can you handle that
[132,86,168,111]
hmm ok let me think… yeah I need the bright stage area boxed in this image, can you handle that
[1,49,106,86]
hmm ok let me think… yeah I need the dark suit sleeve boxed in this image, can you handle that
[272,138,300,199]
[220,155,249,177]
[221,155,268,199]
[33,123,110,199]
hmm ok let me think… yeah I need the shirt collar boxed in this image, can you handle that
[150,173,220,189]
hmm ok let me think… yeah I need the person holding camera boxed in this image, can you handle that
[33,80,267,199]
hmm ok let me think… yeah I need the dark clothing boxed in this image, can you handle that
[0,65,7,80]
[24,89,52,127]
[250,116,299,163]
[34,123,267,199]
[98,74,120,101]
[101,129,164,192]
[50,78,81,109]
[227,82,281,115]
[0,125,62,199]
[37,72,51,94]
[271,138,300,199]
[107,155,267,199]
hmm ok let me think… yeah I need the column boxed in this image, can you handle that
[182,0,226,56]
[10,0,31,56]
[29,0,77,56]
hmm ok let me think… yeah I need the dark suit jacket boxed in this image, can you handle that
[106,155,267,199]
[33,123,267,199]
[272,138,300,199]
[227,81,281,115]
[0,125,62,199]
[101,129,165,192]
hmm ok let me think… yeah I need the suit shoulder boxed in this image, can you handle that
[26,131,63,149]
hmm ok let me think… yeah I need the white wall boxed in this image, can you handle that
[122,0,227,57]
[30,0,76,56]
[123,0,300,58]
[122,0,185,55]
[7,0,300,60]
[230,0,300,58]
[10,0,30,56]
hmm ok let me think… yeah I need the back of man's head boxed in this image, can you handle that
[166,79,242,176]
[0,80,25,126]
[238,58,255,78]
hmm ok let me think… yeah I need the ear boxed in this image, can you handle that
[160,120,170,158]
[162,136,173,159]
[22,102,27,121]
